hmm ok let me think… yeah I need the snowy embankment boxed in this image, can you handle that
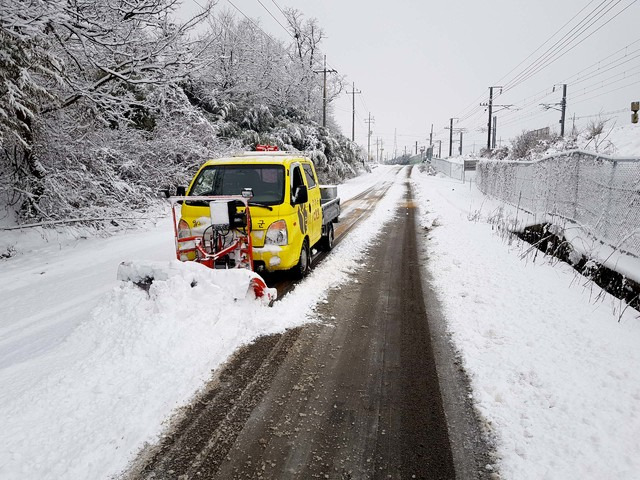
[412,168,640,479]
[0,166,403,480]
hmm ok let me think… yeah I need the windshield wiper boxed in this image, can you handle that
[248,202,273,211]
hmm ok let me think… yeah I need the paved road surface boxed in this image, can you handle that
[128,169,491,479]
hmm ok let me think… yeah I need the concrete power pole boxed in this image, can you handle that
[482,86,502,151]
[492,116,497,149]
[393,129,397,159]
[447,118,458,157]
[345,83,361,141]
[376,138,380,163]
[459,131,463,155]
[560,84,567,137]
[313,55,337,128]
[415,141,418,155]
[365,113,375,162]
[429,123,433,148]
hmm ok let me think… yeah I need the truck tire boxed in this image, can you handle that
[320,223,334,251]
[292,239,310,279]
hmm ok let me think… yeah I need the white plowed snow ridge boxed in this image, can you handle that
[411,168,640,480]
[0,166,404,480]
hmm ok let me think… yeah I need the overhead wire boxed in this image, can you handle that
[503,0,637,92]
[502,0,619,91]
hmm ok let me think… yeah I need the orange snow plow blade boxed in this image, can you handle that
[118,193,276,305]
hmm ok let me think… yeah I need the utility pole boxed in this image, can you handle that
[437,140,442,158]
[480,86,502,151]
[446,118,458,157]
[459,131,463,155]
[492,116,497,149]
[429,123,434,148]
[560,83,567,137]
[313,55,337,128]
[541,83,568,136]
[415,141,418,155]
[393,128,397,159]
[345,82,361,141]
[364,113,375,162]
[376,137,380,163]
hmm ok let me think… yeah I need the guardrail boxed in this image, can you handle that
[477,150,640,258]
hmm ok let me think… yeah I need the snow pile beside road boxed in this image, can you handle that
[0,167,404,480]
[411,169,640,479]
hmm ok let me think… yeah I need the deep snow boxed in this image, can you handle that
[411,167,640,479]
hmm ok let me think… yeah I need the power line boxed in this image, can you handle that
[254,0,293,38]
[494,0,599,86]
[570,77,640,105]
[502,0,619,91]
[562,37,640,83]
[504,0,636,92]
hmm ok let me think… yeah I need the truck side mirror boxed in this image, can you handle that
[293,185,308,205]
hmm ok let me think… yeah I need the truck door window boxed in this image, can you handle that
[291,165,305,202]
[302,164,317,188]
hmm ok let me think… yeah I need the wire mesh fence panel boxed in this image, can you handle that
[432,158,464,181]
[478,151,640,257]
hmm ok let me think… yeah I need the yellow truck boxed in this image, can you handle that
[176,149,340,278]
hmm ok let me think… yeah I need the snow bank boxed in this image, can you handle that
[0,166,404,480]
[412,168,640,479]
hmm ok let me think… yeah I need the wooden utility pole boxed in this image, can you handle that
[313,55,337,128]
[345,83,361,141]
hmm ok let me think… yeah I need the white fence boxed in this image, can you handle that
[477,150,640,258]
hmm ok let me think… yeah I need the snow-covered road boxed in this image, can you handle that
[0,166,403,480]
[2,163,639,480]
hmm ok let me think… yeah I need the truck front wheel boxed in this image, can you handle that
[292,239,310,279]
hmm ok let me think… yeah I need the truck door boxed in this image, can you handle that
[290,163,309,249]
[301,162,322,246]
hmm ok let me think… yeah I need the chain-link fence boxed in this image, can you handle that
[432,157,464,180]
[477,150,640,257]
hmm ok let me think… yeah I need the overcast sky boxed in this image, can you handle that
[178,0,639,157]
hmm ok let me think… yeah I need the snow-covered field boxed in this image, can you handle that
[0,167,404,480]
[412,168,640,479]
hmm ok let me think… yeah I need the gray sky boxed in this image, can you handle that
[179,0,640,157]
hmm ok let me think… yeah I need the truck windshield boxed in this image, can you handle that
[189,164,285,205]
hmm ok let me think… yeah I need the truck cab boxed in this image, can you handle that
[178,151,339,277]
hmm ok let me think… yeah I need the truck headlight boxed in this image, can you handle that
[265,220,288,246]
[178,219,191,239]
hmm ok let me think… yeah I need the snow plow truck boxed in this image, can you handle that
[118,146,340,305]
